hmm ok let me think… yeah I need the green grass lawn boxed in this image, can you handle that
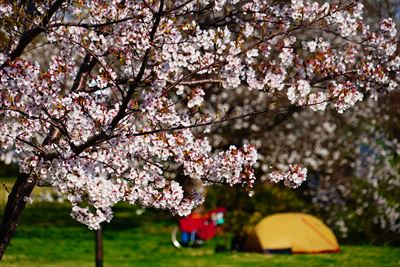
[1,202,399,267]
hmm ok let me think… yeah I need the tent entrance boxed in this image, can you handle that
[265,248,292,254]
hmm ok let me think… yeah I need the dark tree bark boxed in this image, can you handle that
[95,228,103,267]
[0,173,35,260]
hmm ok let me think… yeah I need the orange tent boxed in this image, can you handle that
[244,213,340,254]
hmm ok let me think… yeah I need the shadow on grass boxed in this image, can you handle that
[0,201,176,230]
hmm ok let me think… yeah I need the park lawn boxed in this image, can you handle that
[0,203,399,267]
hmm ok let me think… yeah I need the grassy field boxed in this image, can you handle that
[0,201,399,267]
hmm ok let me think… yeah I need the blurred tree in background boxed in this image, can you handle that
[204,1,400,246]
[206,92,400,245]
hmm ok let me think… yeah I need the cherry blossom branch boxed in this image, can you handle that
[48,16,138,29]
[71,0,165,155]
[0,0,65,70]
[169,79,224,85]
[128,107,278,137]
[70,54,99,93]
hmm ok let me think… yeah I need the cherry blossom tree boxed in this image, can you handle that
[205,91,400,244]
[300,95,400,242]
[0,0,399,259]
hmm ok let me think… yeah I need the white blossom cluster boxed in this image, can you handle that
[269,165,308,188]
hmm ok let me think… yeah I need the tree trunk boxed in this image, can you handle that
[0,173,35,260]
[95,228,103,267]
